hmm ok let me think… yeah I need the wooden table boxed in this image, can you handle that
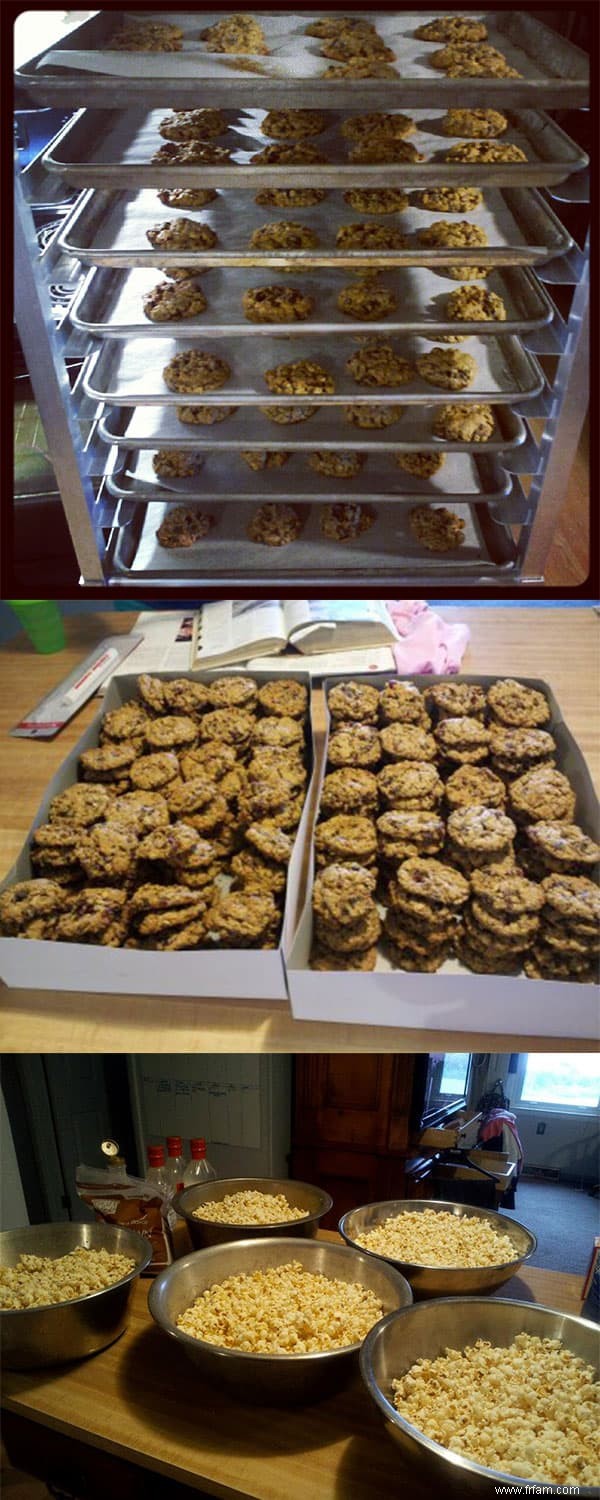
[0,608,598,1054]
[1,1240,585,1500]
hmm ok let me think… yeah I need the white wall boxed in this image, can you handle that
[515,1108,599,1183]
[1,1087,29,1230]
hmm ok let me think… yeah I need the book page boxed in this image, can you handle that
[195,599,286,662]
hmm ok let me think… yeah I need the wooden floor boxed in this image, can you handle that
[545,415,590,588]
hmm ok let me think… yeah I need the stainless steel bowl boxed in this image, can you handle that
[148,1235,412,1404]
[360,1297,599,1496]
[174,1176,333,1249]
[0,1221,152,1369]
[339,1199,536,1298]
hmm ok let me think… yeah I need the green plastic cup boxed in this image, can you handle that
[7,600,66,654]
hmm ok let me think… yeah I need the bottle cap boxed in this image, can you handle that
[190,1138,206,1158]
[147,1144,165,1167]
[166,1135,183,1155]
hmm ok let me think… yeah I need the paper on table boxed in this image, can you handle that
[246,647,396,676]
[108,611,195,682]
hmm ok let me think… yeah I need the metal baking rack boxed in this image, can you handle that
[14,10,590,589]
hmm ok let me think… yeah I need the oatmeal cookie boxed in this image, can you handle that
[387,940,451,972]
[137,821,203,868]
[379,681,428,726]
[158,109,227,142]
[77,823,138,884]
[100,702,150,743]
[0,878,64,939]
[201,15,269,54]
[446,286,507,324]
[143,281,207,322]
[314,815,377,869]
[446,141,527,164]
[444,266,491,282]
[509,766,576,826]
[525,822,600,875]
[320,767,379,817]
[55,887,129,944]
[348,137,424,165]
[314,905,381,952]
[377,810,445,860]
[447,803,516,862]
[345,405,402,430]
[487,679,550,728]
[261,109,326,139]
[347,342,413,388]
[253,717,305,752]
[319,28,393,62]
[207,677,258,712]
[442,108,508,139]
[152,450,203,479]
[257,680,308,720]
[261,404,317,425]
[254,187,327,209]
[180,743,237,781]
[240,449,290,471]
[489,725,556,774]
[379,723,437,763]
[431,44,520,77]
[427,682,486,721]
[312,861,377,921]
[245,822,294,865]
[158,187,218,210]
[250,142,328,167]
[343,188,409,216]
[328,724,382,770]
[328,680,380,725]
[152,141,232,166]
[166,779,228,835]
[419,220,488,250]
[177,404,238,425]
[163,351,231,394]
[156,508,213,549]
[320,504,377,541]
[378,761,444,811]
[336,222,408,252]
[79,743,139,783]
[264,359,334,396]
[160,265,206,283]
[110,791,169,836]
[435,716,491,765]
[409,506,466,551]
[337,283,397,320]
[200,708,256,751]
[48,783,114,827]
[306,16,378,37]
[247,503,305,546]
[129,752,180,791]
[144,715,199,753]
[322,62,399,78]
[396,451,445,479]
[417,186,483,213]
[206,891,279,948]
[309,451,366,479]
[242,285,313,323]
[415,17,487,42]
[433,403,495,442]
[342,112,415,142]
[395,856,470,909]
[310,944,377,971]
[445,765,507,811]
[250,221,319,252]
[110,26,182,53]
[230,847,288,897]
[540,874,600,930]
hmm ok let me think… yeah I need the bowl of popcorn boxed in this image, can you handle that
[175,1176,333,1249]
[360,1297,599,1494]
[338,1199,536,1298]
[0,1221,152,1368]
[148,1236,412,1403]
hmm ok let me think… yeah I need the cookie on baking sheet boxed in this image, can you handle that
[240,450,290,471]
[445,286,507,324]
[345,404,402,429]
[336,222,409,252]
[158,109,227,142]
[419,220,488,250]
[445,141,527,163]
[110,24,182,53]
[347,342,413,388]
[143,282,207,322]
[163,351,230,395]
[264,359,334,395]
[309,451,366,479]
[255,187,327,209]
[433,403,495,442]
[242,286,314,323]
[158,187,218,210]
[250,142,328,167]
[260,109,326,138]
[201,14,269,53]
[152,451,203,479]
[348,137,424,165]
[431,44,520,78]
[409,506,466,552]
[343,188,409,216]
[395,451,446,479]
[152,141,232,166]
[260,404,317,425]
[337,282,397,320]
[322,61,399,78]
[443,107,508,138]
[156,508,214,549]
[321,503,378,542]
[247,503,305,546]
[417,186,483,214]
[177,404,238,425]
[416,348,477,393]
[415,17,487,42]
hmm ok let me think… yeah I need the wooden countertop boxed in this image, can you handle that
[0,608,598,1054]
[1,1238,585,1500]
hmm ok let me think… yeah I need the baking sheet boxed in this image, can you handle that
[287,672,599,1031]
[42,106,587,190]
[83,333,545,407]
[107,498,515,579]
[105,446,513,506]
[70,264,554,341]
[17,11,589,110]
[98,400,528,455]
[58,185,573,271]
[0,669,315,1001]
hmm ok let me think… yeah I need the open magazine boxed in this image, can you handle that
[191,600,399,668]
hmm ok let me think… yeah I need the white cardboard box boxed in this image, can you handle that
[0,670,314,1001]
[286,673,600,1037]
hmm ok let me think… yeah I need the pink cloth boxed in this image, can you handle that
[479,1109,525,1176]
[386,600,470,675]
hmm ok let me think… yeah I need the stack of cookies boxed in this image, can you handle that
[0,673,311,952]
[308,675,598,983]
[526,875,600,985]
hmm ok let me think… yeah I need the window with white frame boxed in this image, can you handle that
[510,1055,600,1113]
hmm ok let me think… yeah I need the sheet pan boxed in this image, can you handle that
[58,185,573,271]
[107,498,516,580]
[70,263,555,341]
[83,333,545,407]
[17,11,589,110]
[105,446,514,506]
[42,106,587,190]
[98,400,528,455]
